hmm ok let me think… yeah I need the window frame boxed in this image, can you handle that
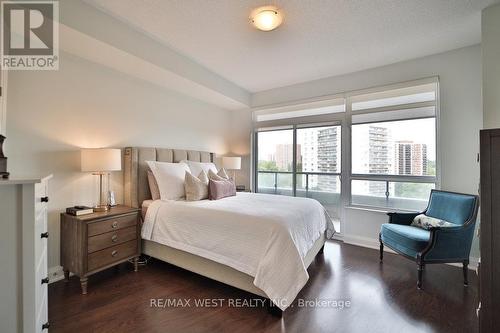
[252,77,440,213]
[254,121,343,197]
[347,79,440,211]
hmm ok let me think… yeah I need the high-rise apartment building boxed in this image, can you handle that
[352,125,391,196]
[297,127,340,192]
[317,127,339,192]
[394,141,428,176]
[275,143,301,171]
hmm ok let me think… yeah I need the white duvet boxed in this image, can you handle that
[142,192,335,310]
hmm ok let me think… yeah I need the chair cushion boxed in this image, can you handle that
[381,224,430,258]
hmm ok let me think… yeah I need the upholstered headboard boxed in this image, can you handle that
[123,147,214,208]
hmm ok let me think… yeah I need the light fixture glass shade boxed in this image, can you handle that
[81,148,121,172]
[222,156,241,170]
[251,7,283,31]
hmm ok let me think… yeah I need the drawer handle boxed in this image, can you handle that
[111,250,118,257]
[111,221,118,229]
[41,277,49,284]
[111,234,118,242]
[42,322,50,330]
[41,196,49,203]
[41,232,49,239]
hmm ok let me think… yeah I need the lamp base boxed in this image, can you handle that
[93,204,109,212]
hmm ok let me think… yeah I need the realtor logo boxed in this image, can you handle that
[1,1,59,70]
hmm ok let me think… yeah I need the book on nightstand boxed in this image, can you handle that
[66,206,94,216]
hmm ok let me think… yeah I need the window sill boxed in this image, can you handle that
[346,205,419,214]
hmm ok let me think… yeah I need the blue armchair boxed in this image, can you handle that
[379,190,479,289]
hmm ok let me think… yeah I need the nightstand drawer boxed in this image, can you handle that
[87,240,137,271]
[87,214,137,236]
[87,226,137,253]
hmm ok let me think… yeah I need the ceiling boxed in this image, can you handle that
[84,0,498,93]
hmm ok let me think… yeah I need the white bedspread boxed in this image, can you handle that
[142,192,335,310]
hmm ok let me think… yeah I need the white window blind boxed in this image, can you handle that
[253,97,345,123]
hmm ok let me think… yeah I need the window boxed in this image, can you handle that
[351,118,435,176]
[256,129,293,196]
[350,81,438,210]
[296,125,342,225]
[255,123,343,232]
[253,78,439,229]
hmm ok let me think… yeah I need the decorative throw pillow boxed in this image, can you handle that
[146,161,190,200]
[147,170,160,200]
[208,169,225,181]
[184,171,209,201]
[181,160,217,177]
[411,214,456,230]
[208,168,229,181]
[208,179,236,200]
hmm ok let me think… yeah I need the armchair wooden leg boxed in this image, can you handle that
[463,260,469,286]
[379,234,383,262]
[417,263,424,290]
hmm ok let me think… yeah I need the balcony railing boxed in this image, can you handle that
[257,170,340,196]
[257,171,432,212]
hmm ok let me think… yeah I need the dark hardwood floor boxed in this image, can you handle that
[49,241,478,333]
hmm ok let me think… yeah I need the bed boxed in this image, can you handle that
[124,147,334,314]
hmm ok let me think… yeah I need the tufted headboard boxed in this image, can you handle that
[123,147,214,208]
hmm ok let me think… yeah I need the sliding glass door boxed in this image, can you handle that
[256,128,294,196]
[296,125,341,230]
[256,124,342,232]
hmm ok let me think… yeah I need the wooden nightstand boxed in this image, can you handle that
[60,205,141,294]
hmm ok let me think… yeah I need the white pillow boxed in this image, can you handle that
[181,160,218,177]
[184,171,209,201]
[411,214,455,230]
[146,161,190,200]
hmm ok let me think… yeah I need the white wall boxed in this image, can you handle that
[250,45,483,261]
[482,3,500,129]
[5,51,231,272]
[229,109,252,189]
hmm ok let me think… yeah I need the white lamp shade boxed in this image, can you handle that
[222,156,241,170]
[81,148,121,172]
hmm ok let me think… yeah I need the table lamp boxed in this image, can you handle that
[222,156,241,182]
[81,148,121,212]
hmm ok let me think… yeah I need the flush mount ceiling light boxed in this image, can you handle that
[250,6,283,31]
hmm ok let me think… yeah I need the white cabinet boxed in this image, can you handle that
[0,175,51,333]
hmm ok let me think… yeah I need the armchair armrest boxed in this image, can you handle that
[422,224,475,261]
[386,212,421,225]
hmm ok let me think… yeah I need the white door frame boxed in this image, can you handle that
[0,70,7,135]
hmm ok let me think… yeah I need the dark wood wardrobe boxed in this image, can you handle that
[479,128,500,333]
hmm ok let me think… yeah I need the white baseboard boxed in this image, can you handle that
[342,234,479,270]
